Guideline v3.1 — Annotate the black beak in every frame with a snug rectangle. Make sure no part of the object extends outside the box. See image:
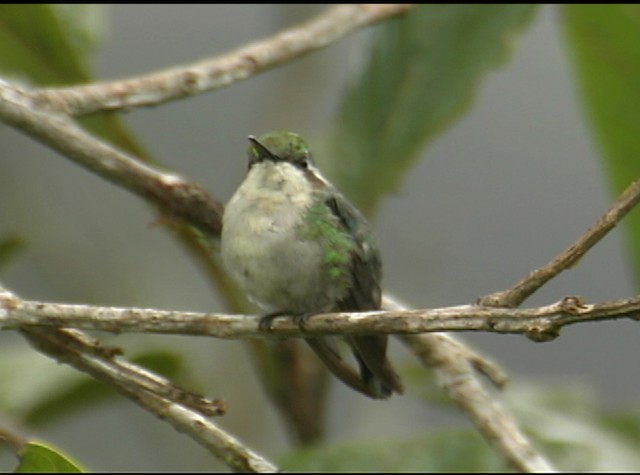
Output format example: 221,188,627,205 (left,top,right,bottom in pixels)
248,135,280,164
